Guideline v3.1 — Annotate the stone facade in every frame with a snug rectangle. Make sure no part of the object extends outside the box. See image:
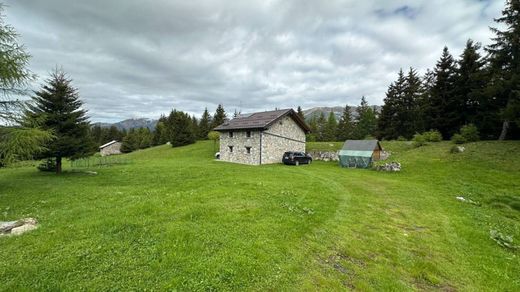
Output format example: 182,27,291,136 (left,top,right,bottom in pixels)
219,130,262,165
219,116,306,165
100,142,122,156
